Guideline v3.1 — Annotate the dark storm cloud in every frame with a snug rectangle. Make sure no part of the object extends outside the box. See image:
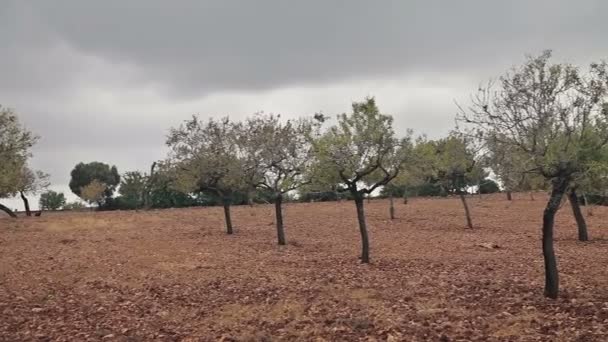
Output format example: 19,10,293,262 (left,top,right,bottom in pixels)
5,0,608,96
1,0,607,209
